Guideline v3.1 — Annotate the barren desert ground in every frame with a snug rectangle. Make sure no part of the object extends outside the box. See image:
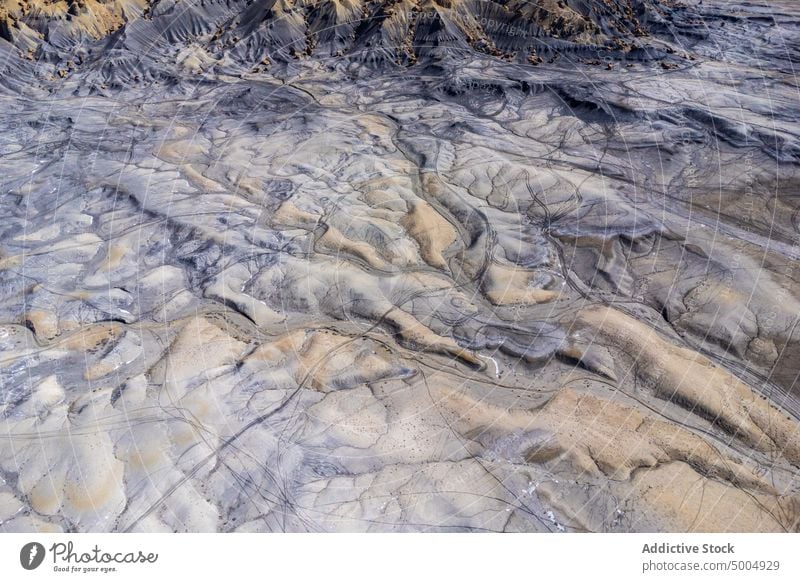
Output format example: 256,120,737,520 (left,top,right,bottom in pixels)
1,0,800,532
